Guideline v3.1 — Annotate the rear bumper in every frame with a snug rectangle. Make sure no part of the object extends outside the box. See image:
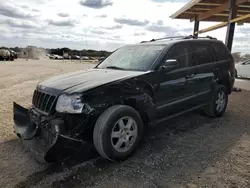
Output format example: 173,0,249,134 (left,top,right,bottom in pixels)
13,102,83,163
